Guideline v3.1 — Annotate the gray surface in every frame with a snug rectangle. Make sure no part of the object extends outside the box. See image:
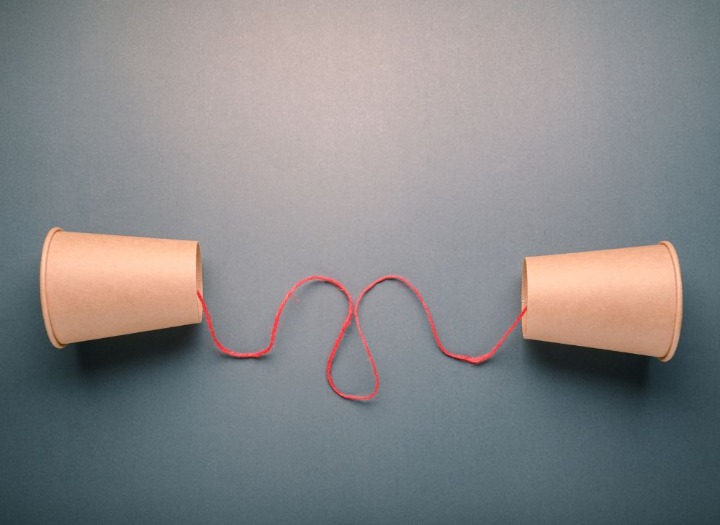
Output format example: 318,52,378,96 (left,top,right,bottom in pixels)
2,1,719,523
